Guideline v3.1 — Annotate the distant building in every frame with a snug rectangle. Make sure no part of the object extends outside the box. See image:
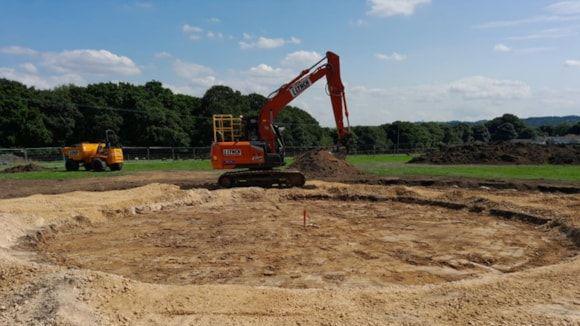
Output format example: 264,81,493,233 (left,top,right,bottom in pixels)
546,134,580,145
509,134,580,145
